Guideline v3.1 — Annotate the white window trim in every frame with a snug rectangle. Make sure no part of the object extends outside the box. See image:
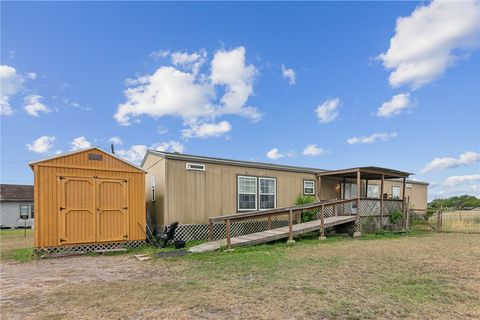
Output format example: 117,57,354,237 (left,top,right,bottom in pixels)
367,184,380,199
259,177,277,210
237,176,258,211
186,162,206,171
304,180,315,195
392,186,401,199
